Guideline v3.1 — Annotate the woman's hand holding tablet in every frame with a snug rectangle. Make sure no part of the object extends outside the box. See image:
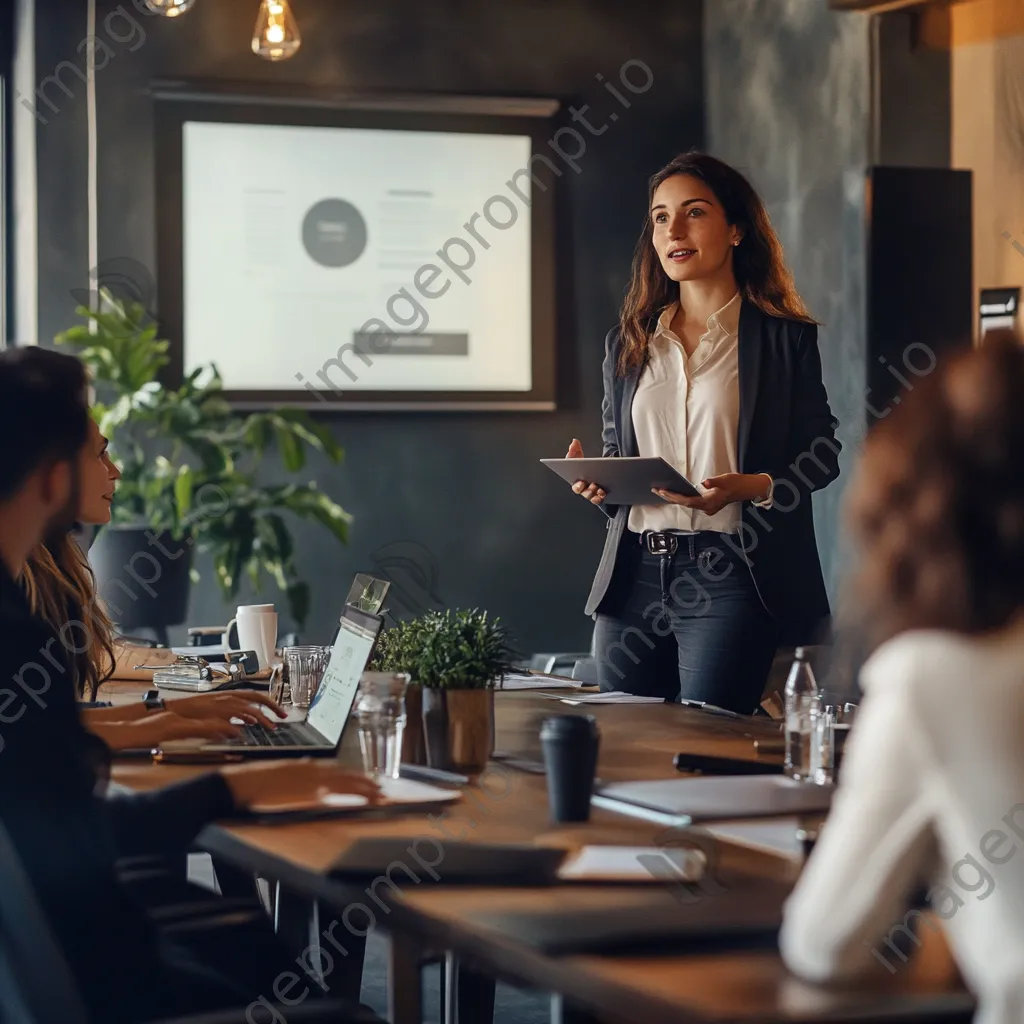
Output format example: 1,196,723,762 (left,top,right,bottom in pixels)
544,444,703,507
653,472,772,516
565,439,608,506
